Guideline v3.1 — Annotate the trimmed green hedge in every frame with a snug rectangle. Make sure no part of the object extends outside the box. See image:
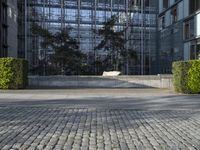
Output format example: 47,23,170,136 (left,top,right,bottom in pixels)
172,60,200,94
188,61,200,93
0,57,28,89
